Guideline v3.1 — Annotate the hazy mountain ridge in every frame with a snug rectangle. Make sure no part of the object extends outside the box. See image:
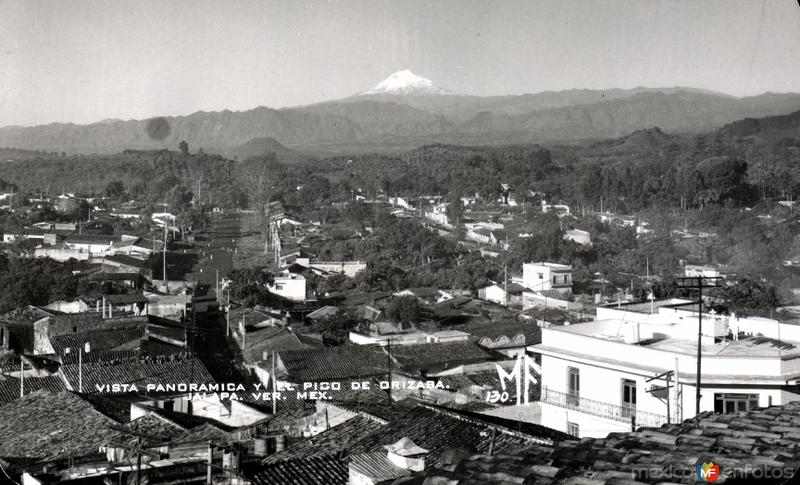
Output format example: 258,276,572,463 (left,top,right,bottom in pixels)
716,110,800,141
3,73,800,155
